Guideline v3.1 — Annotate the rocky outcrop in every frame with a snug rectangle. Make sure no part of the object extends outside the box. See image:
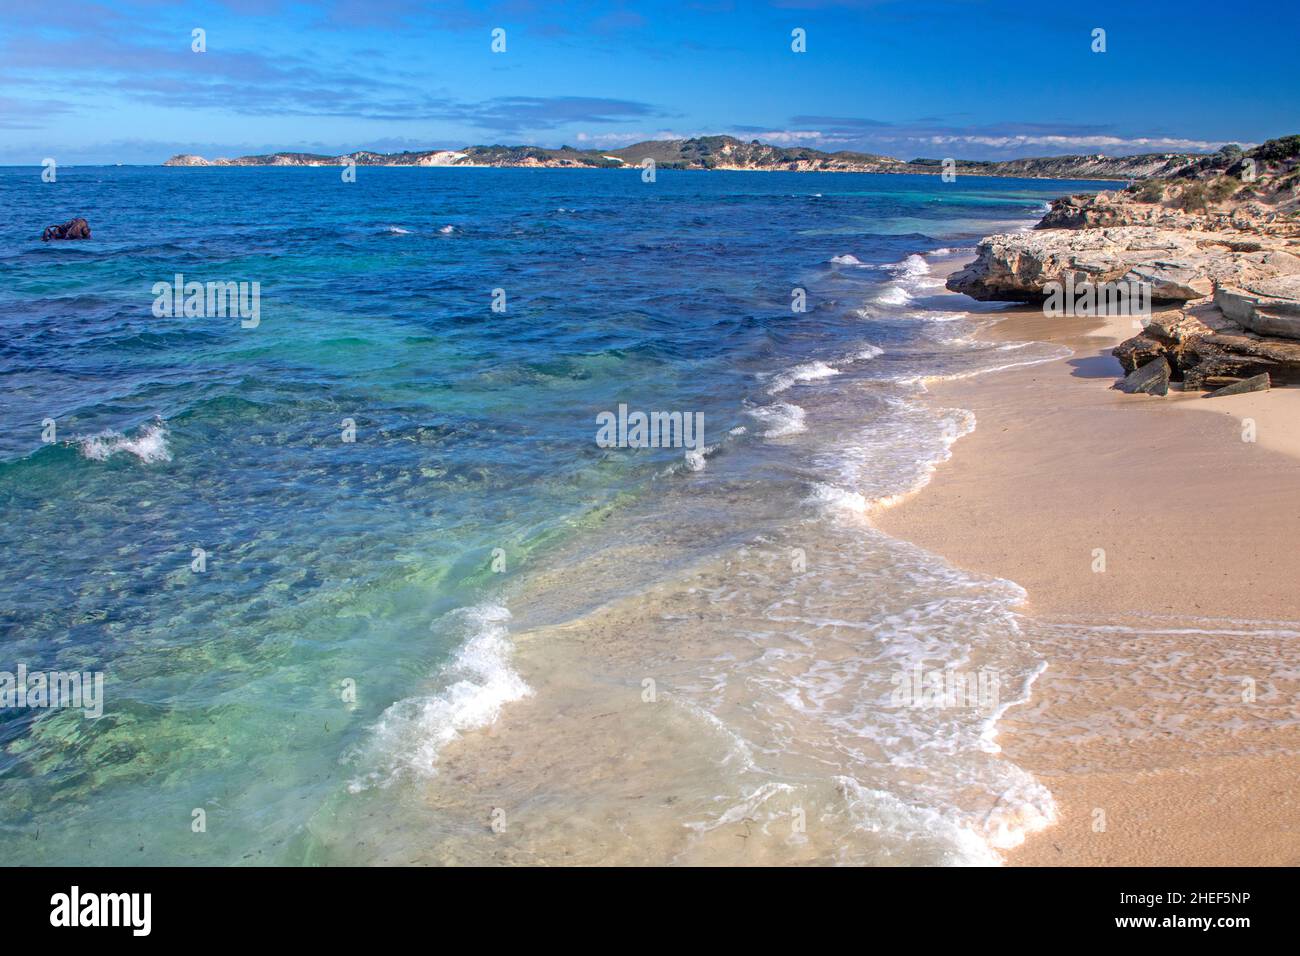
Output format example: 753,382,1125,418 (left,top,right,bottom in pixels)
948,135,1300,392
41,218,91,241
1114,356,1170,396
1036,190,1300,237
1113,306,1300,387
975,152,1199,182
1214,276,1300,339
945,226,1298,303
